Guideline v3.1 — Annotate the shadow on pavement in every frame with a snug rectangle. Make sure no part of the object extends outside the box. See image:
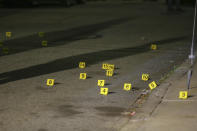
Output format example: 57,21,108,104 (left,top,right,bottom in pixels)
0,36,189,84
0,17,132,56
